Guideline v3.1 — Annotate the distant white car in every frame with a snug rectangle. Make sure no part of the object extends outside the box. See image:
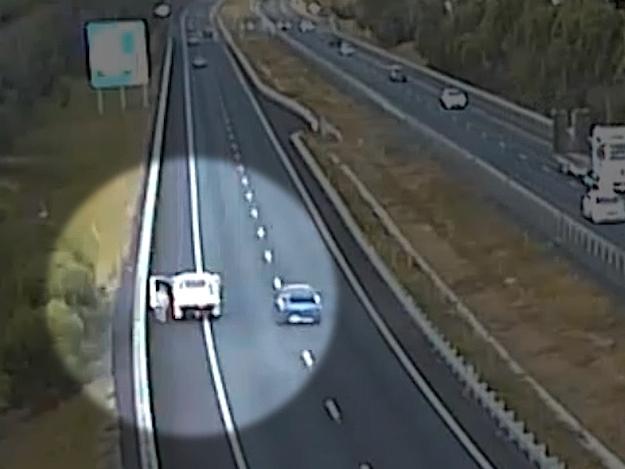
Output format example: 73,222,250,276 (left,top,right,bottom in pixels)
389,65,407,82
149,271,222,320
191,56,208,68
187,35,200,46
439,87,468,110
581,188,625,224
153,2,171,18
338,41,355,56
274,283,322,325
299,19,315,32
